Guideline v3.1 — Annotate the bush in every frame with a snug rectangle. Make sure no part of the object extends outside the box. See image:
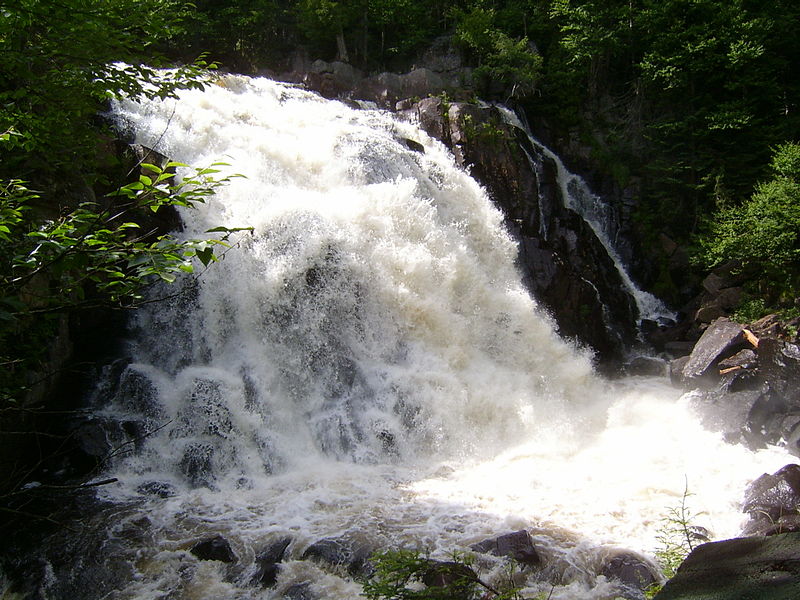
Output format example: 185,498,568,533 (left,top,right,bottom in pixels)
699,142,800,304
